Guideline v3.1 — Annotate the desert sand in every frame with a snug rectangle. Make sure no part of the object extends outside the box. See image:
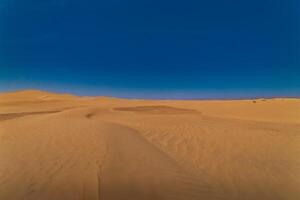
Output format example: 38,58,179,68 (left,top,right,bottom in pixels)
0,90,299,200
